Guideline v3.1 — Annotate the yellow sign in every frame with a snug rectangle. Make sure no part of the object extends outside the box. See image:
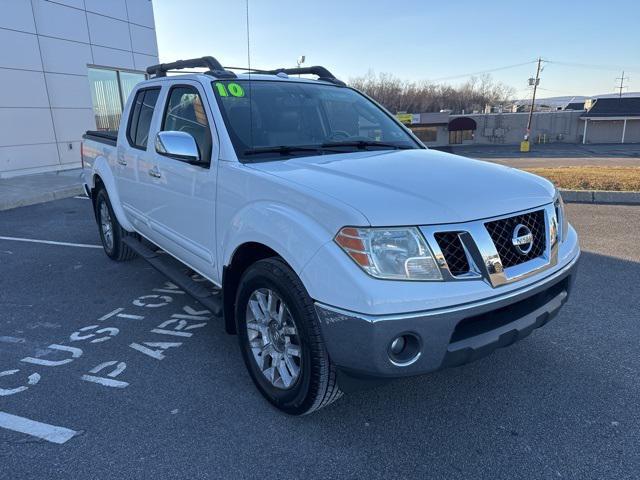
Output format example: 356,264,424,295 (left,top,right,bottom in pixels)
396,113,413,125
